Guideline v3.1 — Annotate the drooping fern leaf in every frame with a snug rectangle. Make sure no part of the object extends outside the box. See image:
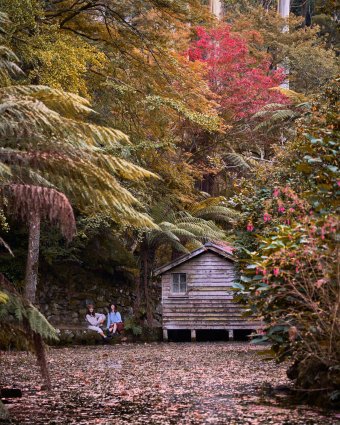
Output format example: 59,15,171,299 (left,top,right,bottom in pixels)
0,274,59,343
